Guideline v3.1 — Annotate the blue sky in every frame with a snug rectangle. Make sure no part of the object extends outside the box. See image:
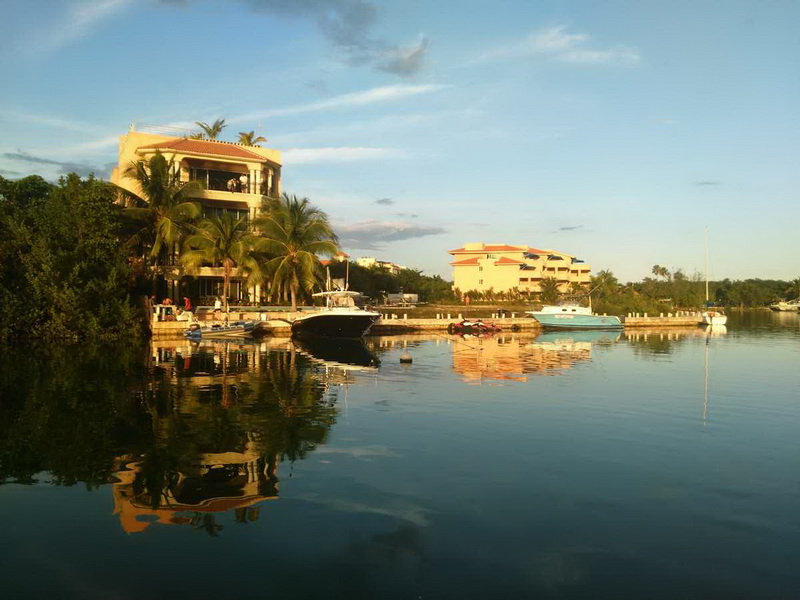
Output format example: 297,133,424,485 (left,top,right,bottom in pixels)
1,0,798,281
